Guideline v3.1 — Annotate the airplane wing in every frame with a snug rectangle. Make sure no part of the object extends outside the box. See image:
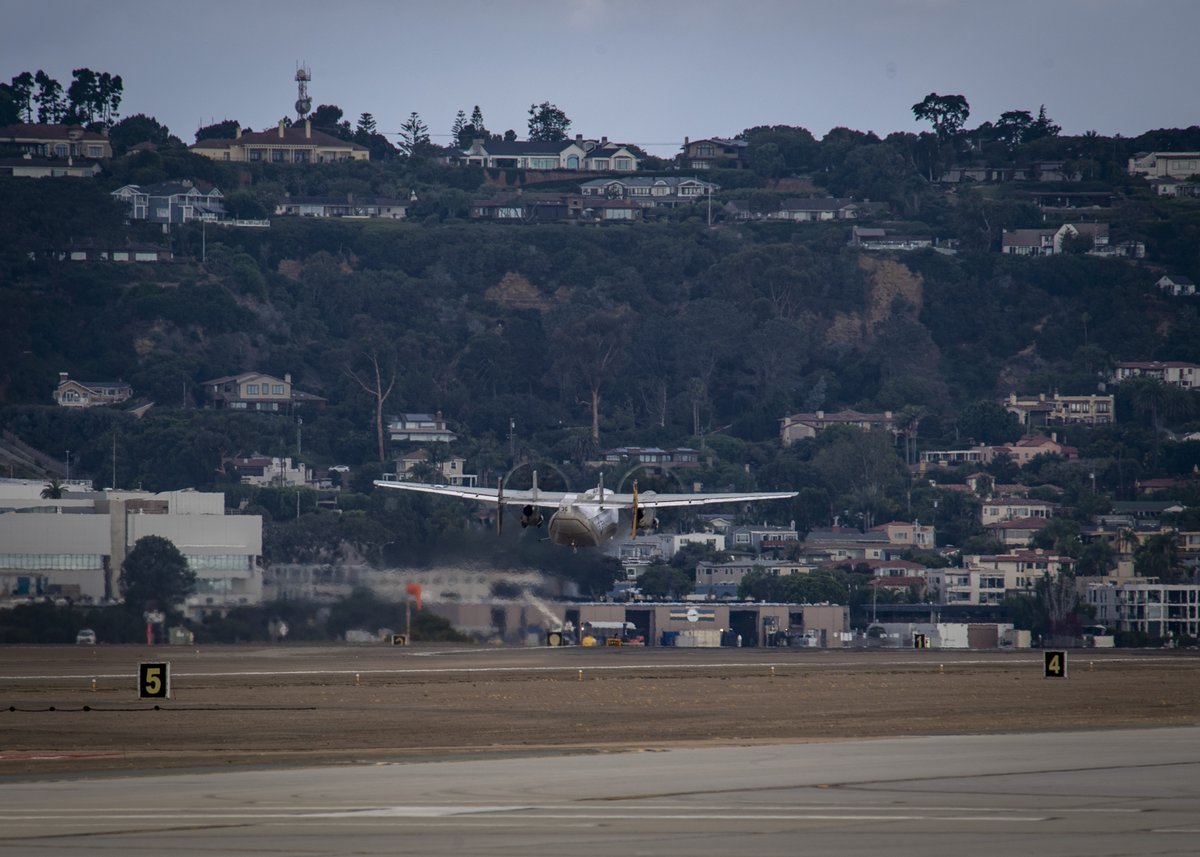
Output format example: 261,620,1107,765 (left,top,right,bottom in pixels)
373,479,567,509
595,490,798,509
